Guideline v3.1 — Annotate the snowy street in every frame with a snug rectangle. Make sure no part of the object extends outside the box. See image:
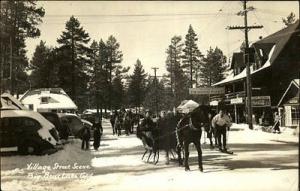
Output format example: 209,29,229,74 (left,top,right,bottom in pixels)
1,119,298,191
